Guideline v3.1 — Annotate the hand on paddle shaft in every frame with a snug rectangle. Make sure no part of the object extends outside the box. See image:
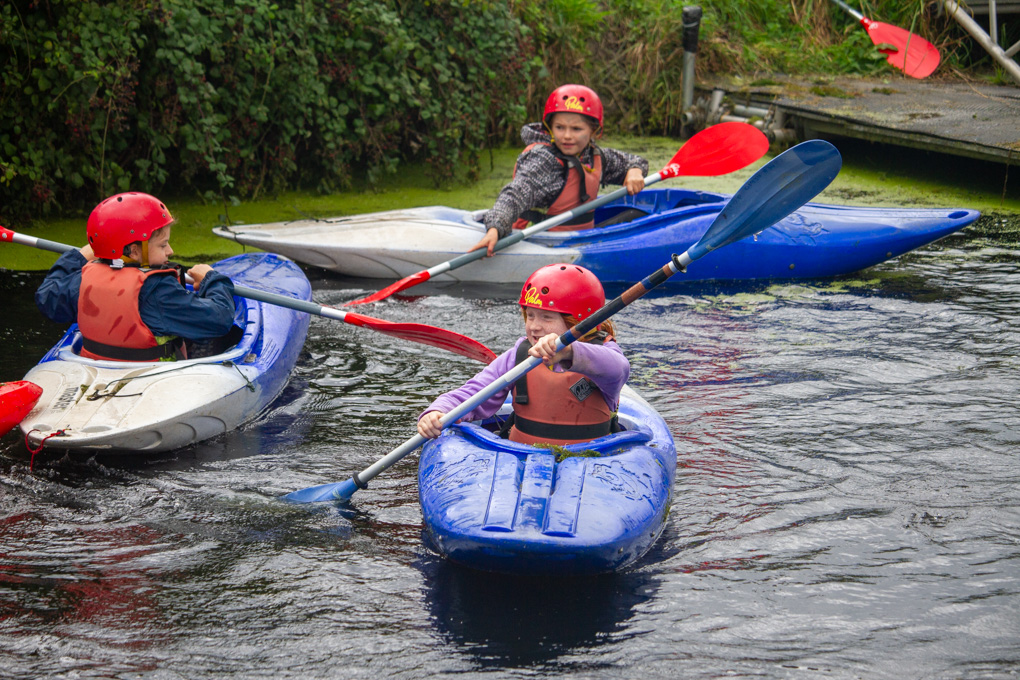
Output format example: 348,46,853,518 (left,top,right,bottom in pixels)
0,227,498,364
828,0,940,78
343,122,770,307
284,139,843,505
